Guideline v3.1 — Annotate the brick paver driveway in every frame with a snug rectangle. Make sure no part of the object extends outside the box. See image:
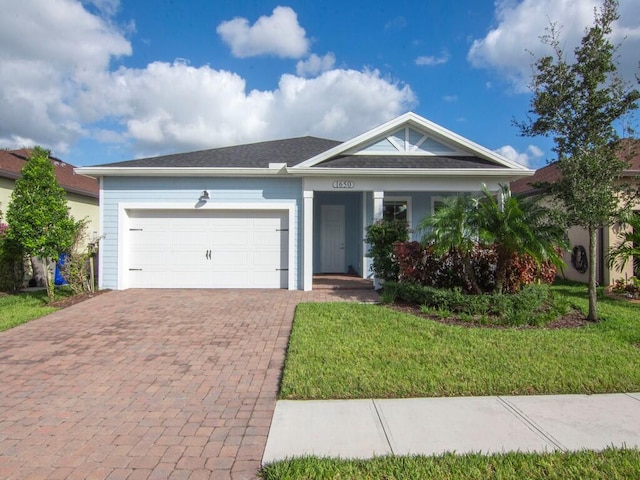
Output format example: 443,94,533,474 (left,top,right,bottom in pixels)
0,288,378,480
